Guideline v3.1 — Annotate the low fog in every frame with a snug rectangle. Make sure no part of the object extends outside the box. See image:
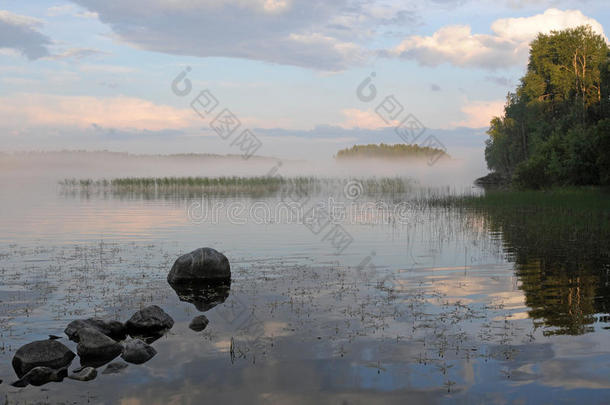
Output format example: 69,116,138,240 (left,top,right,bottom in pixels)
0,148,486,186
0,148,487,189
